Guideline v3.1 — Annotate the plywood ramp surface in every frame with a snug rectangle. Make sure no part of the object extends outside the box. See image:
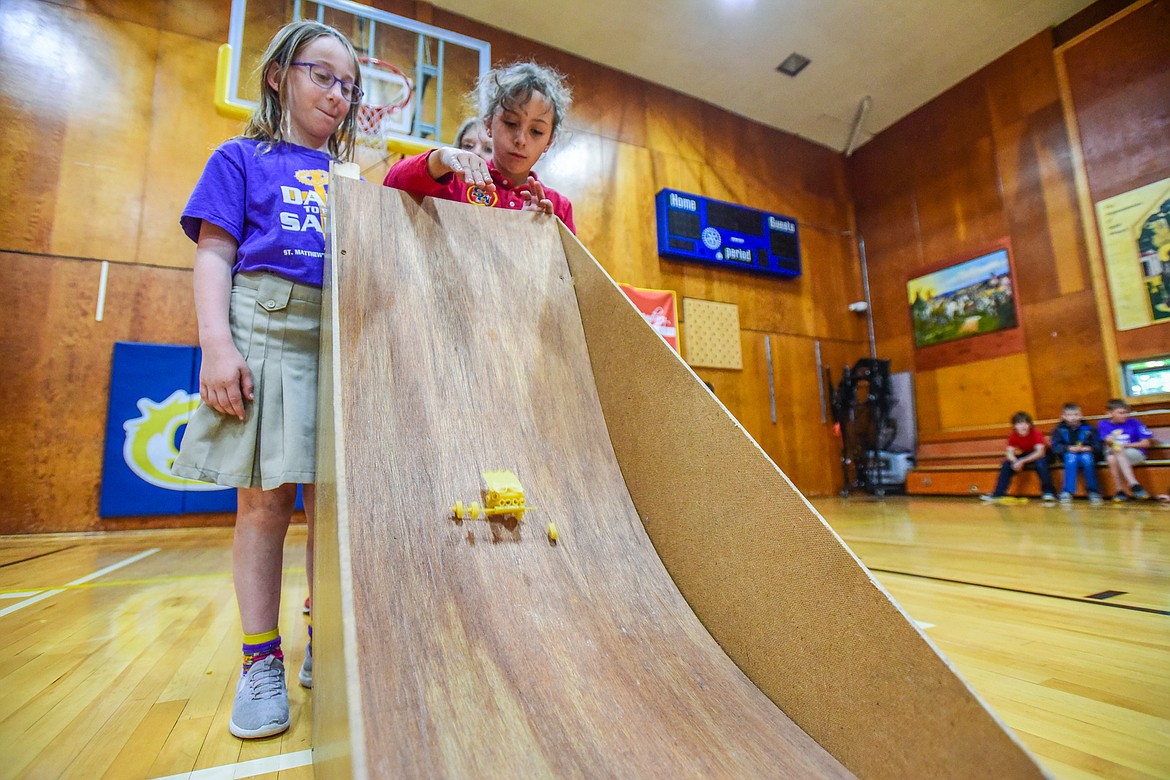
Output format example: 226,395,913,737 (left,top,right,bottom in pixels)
316,177,1045,779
